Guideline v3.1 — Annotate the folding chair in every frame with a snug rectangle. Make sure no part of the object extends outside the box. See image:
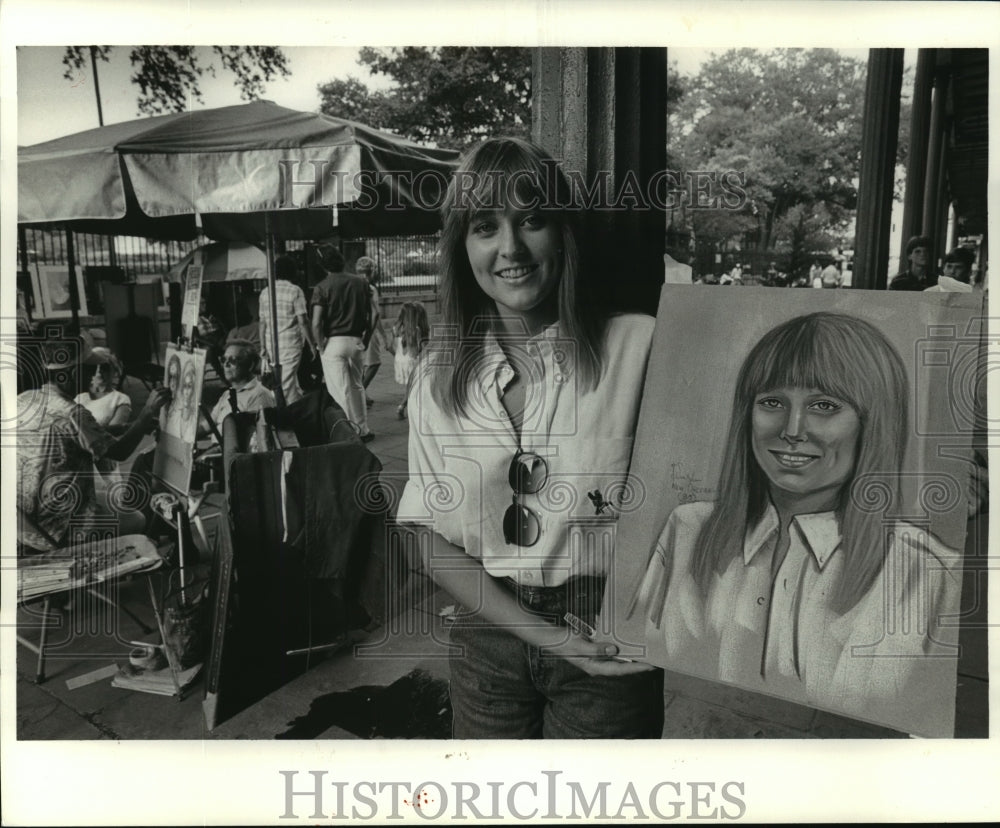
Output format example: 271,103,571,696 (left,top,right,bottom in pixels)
16,522,168,685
